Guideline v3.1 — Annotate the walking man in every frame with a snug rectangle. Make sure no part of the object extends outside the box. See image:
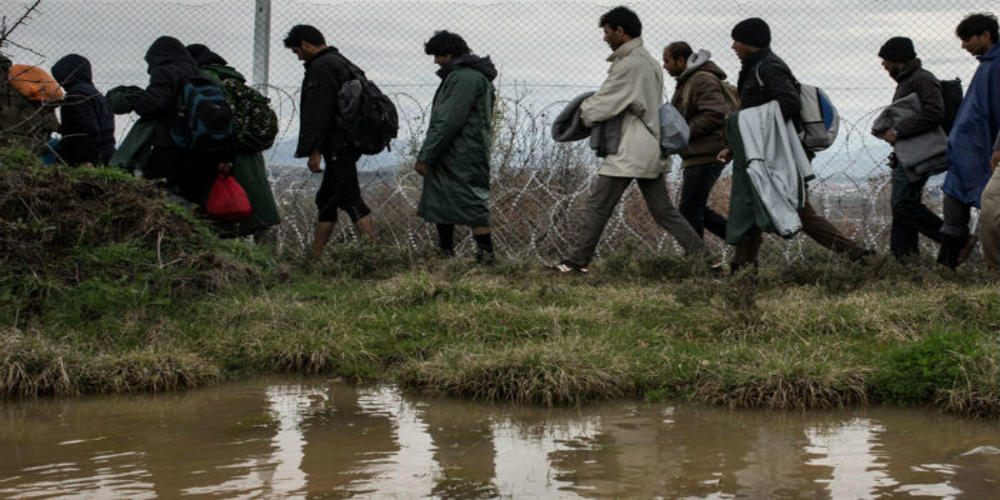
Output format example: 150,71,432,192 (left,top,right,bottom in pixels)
939,13,999,268
718,17,884,272
414,31,497,263
664,41,733,241
547,6,705,274
877,37,946,261
285,24,375,259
